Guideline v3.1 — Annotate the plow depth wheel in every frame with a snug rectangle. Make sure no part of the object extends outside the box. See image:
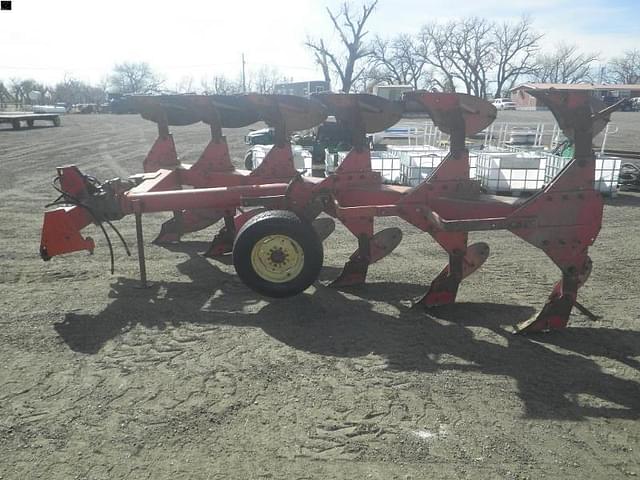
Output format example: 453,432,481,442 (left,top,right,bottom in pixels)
233,210,323,298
